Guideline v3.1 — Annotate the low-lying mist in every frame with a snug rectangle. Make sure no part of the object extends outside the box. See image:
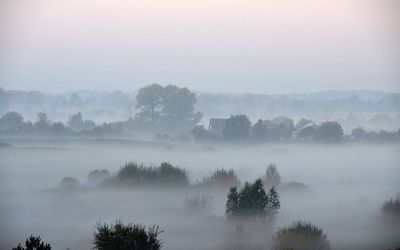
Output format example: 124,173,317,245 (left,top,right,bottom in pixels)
0,138,399,249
